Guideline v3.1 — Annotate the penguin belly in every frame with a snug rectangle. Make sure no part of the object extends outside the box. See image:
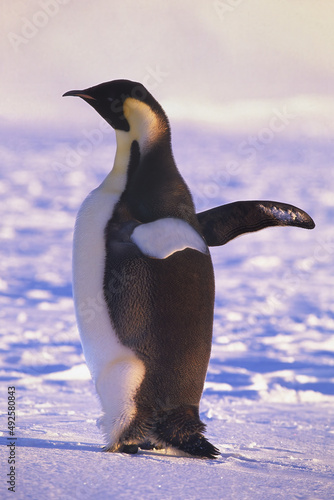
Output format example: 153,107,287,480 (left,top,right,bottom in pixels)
72,188,146,450
103,216,216,455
